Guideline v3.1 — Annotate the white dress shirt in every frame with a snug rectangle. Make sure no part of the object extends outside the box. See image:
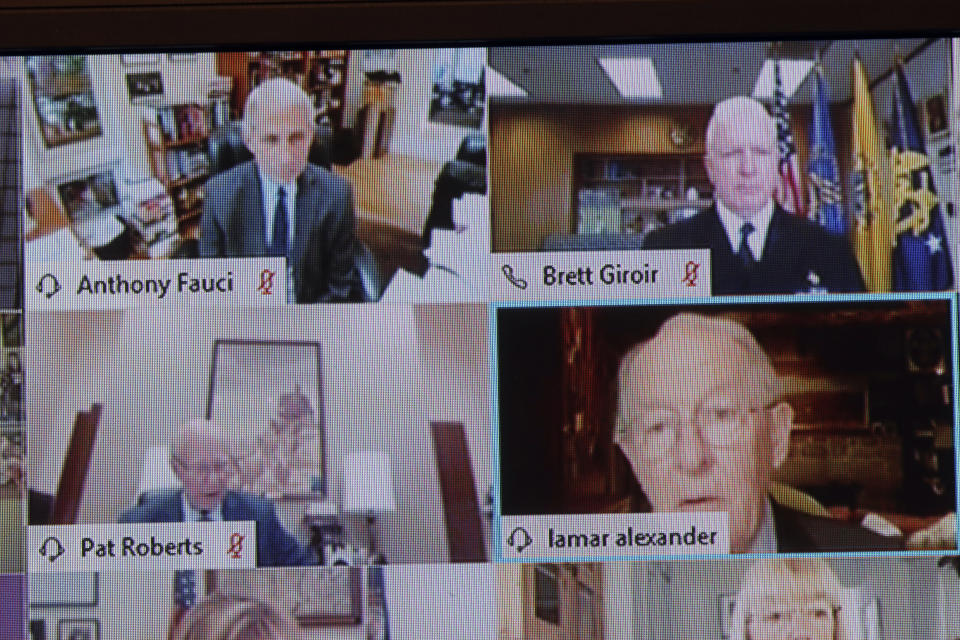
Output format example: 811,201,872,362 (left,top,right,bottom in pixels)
257,170,299,302
257,171,298,250
747,497,778,554
181,494,224,522
715,199,775,261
